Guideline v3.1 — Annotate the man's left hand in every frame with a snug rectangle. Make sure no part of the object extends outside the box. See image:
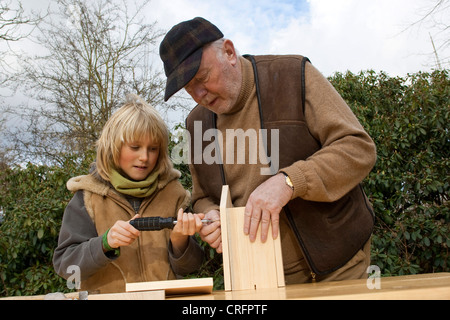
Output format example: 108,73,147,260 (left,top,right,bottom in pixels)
244,173,293,242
